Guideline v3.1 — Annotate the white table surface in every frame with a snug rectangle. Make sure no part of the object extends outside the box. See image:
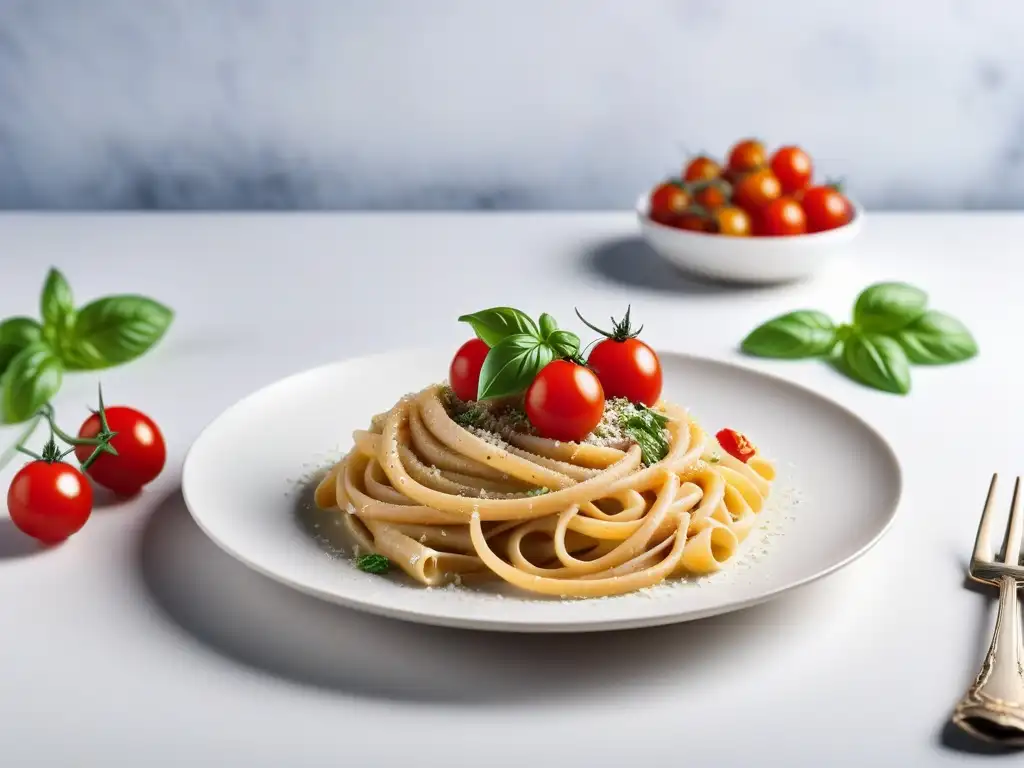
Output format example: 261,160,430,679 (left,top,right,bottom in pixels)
0,212,1018,766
